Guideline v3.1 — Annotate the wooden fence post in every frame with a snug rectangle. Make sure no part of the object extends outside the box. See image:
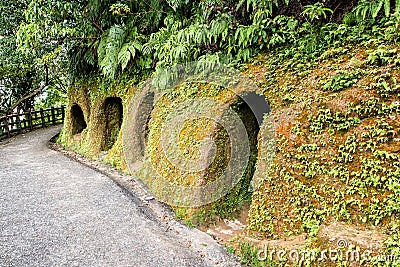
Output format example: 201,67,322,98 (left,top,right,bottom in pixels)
16,114,22,134
0,117,3,140
1,106,65,140
28,110,33,131
51,107,56,125
40,108,45,128
6,114,10,138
